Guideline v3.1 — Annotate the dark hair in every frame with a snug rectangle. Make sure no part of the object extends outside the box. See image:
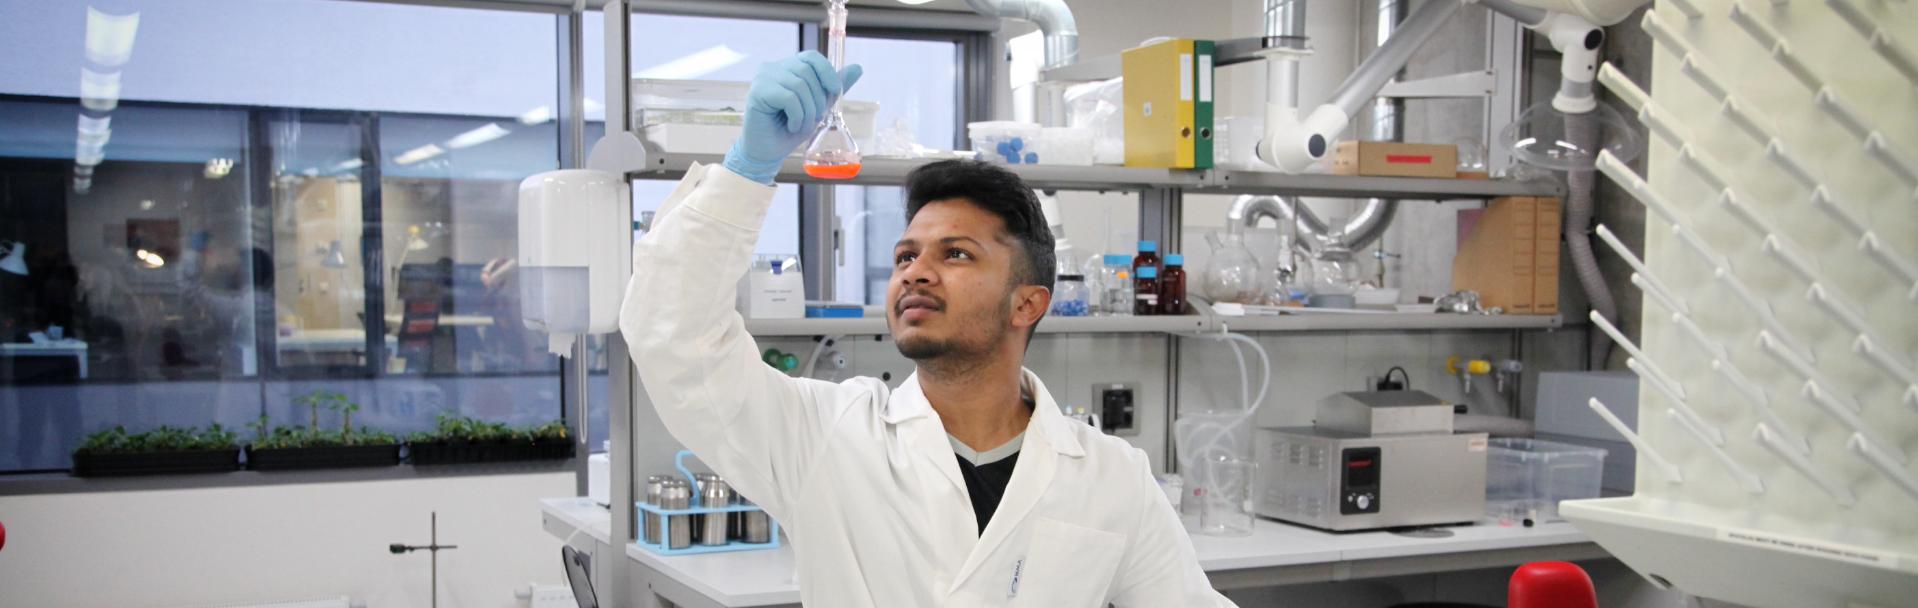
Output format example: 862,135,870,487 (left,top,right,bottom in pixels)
903,160,1056,292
